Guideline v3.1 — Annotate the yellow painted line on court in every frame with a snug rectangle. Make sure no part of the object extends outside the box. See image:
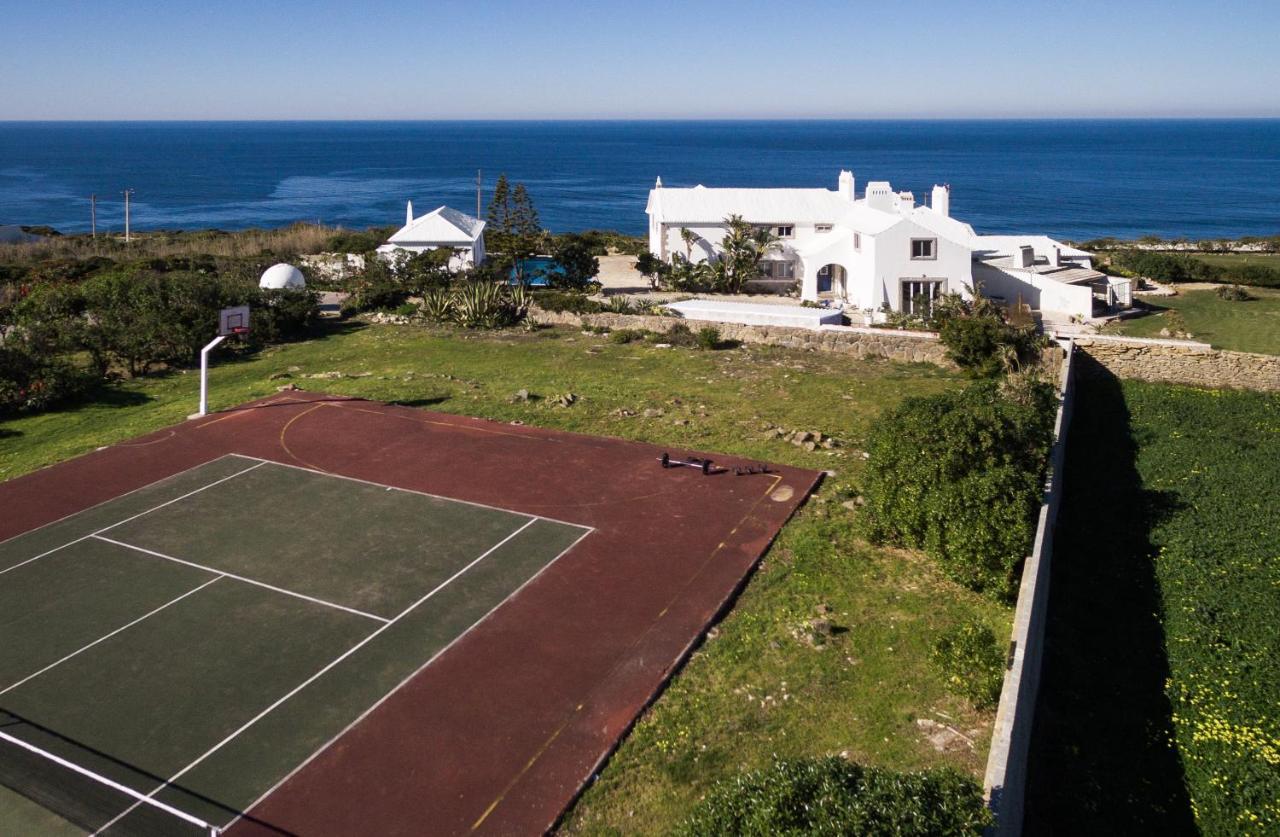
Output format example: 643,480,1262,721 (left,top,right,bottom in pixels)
470,472,787,831
278,403,332,471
